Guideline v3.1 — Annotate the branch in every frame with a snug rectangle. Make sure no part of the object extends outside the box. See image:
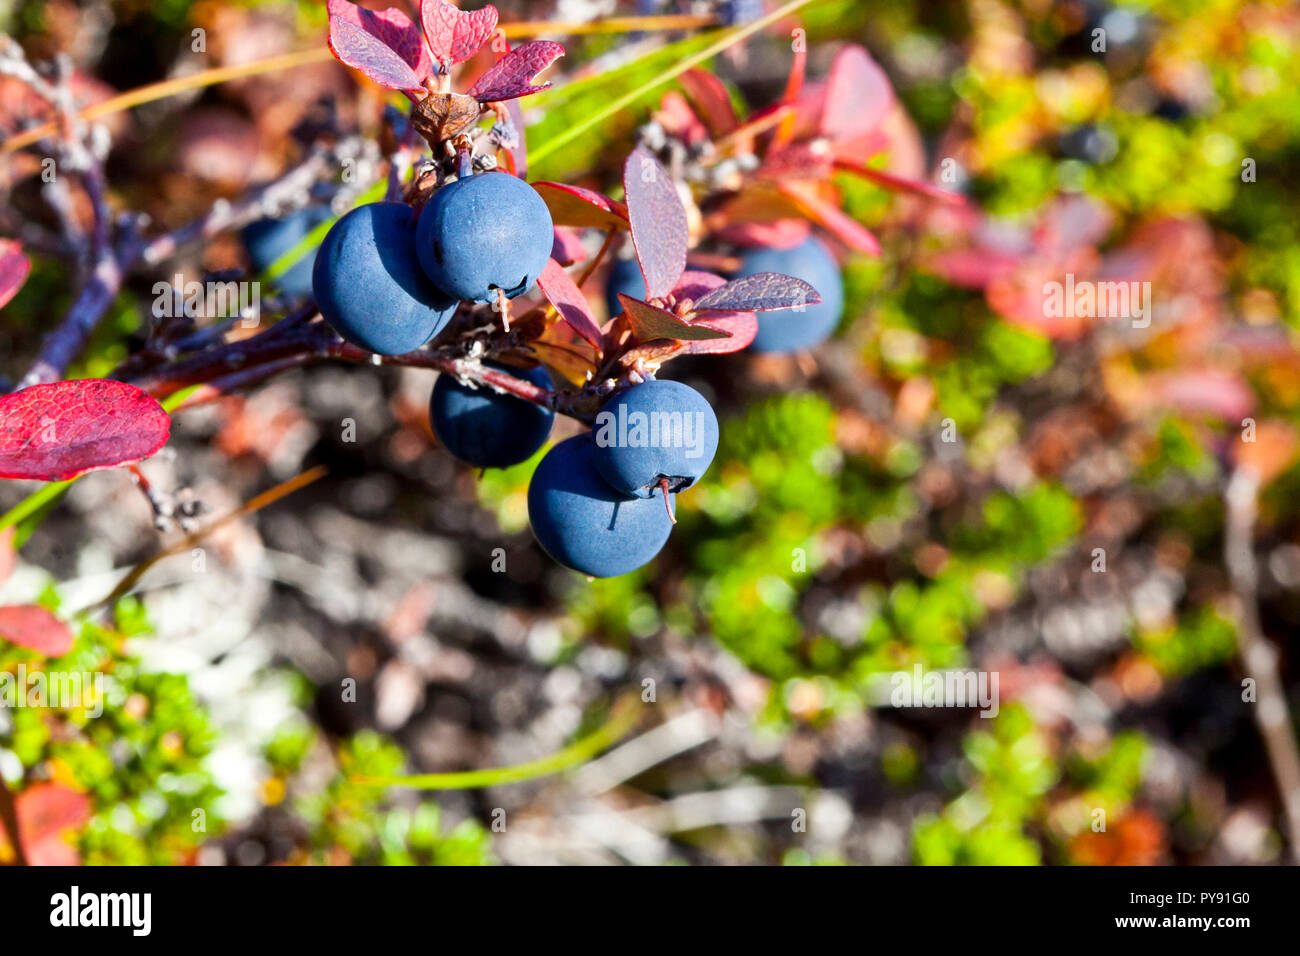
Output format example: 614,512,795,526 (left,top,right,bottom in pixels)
1224,467,1300,864
11,138,344,391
